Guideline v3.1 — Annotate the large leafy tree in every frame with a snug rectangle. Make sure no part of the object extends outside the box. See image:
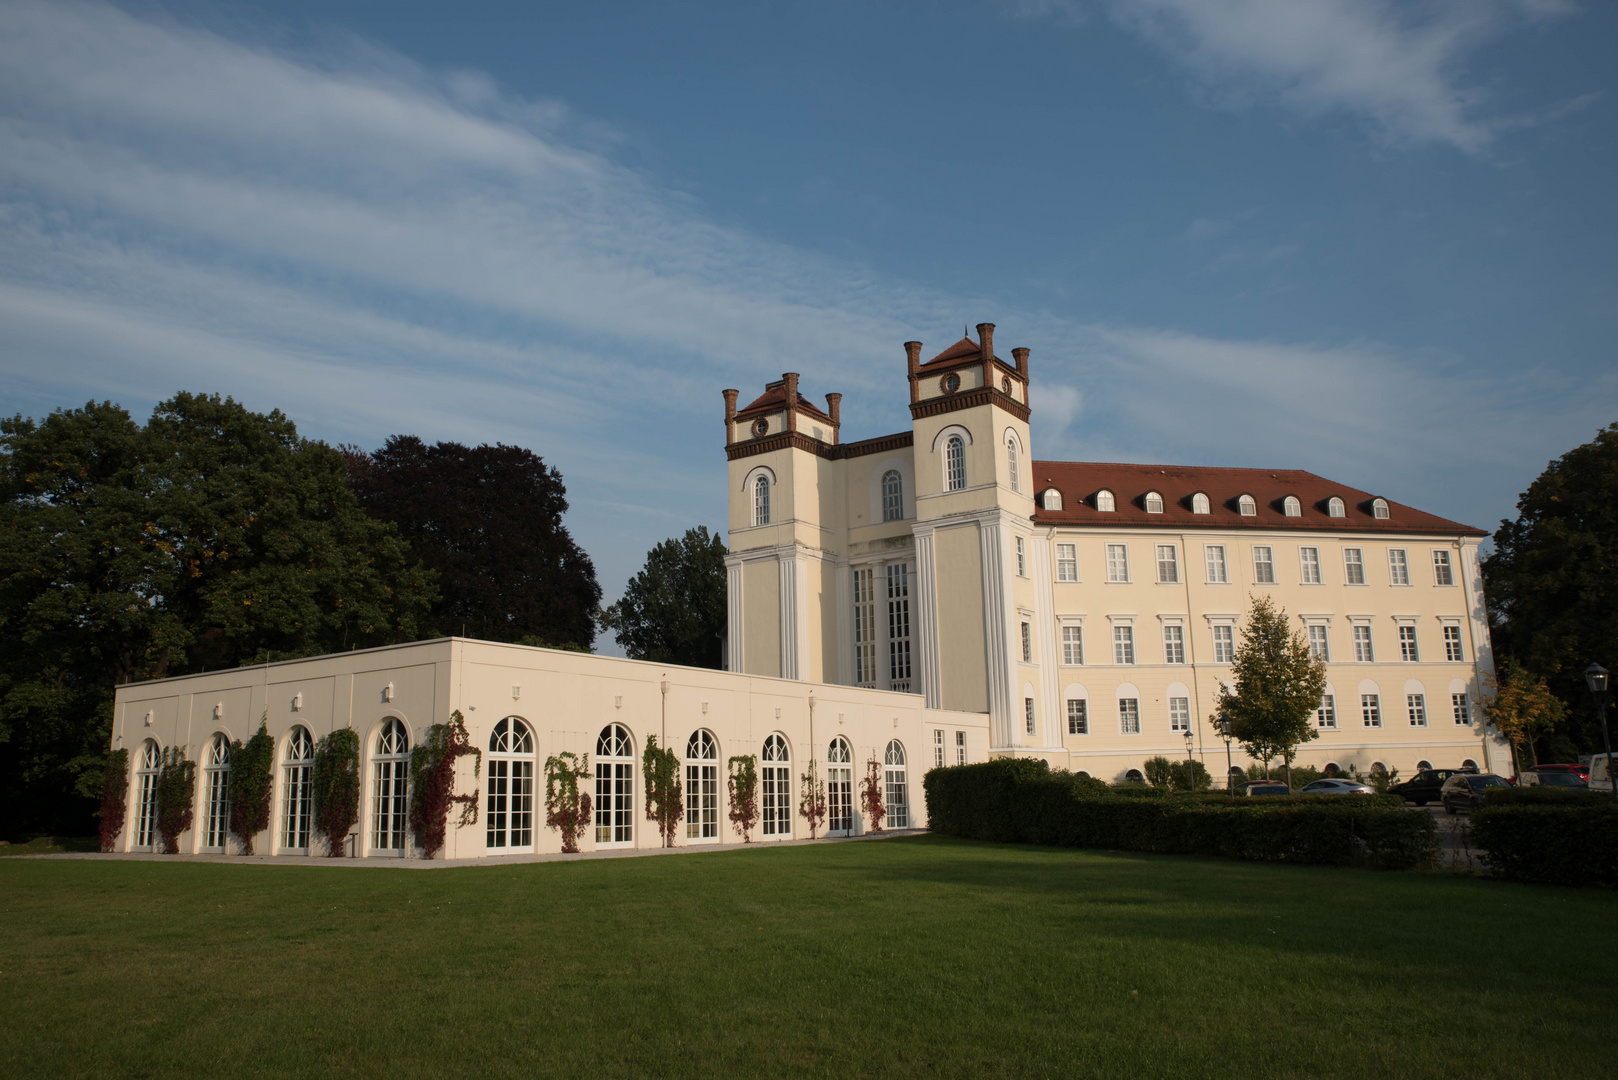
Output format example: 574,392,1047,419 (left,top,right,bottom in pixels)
1216,594,1328,785
345,437,600,649
1483,423,1618,752
600,527,727,668
0,394,435,839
